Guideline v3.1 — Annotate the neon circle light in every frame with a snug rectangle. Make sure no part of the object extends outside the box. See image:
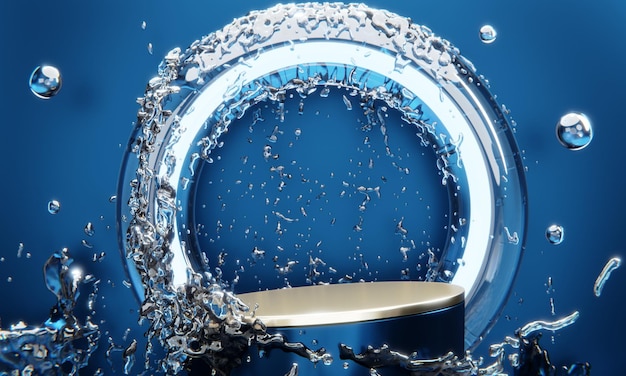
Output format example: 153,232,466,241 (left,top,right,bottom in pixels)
117,2,527,351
